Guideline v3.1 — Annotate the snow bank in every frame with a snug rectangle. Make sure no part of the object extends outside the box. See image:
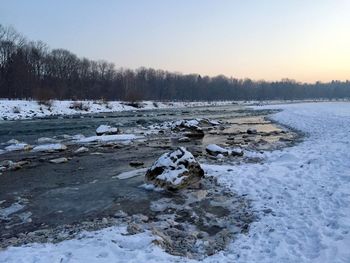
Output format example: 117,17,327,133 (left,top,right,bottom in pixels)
1,102,349,262
0,226,178,263
204,102,350,262
0,99,236,121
